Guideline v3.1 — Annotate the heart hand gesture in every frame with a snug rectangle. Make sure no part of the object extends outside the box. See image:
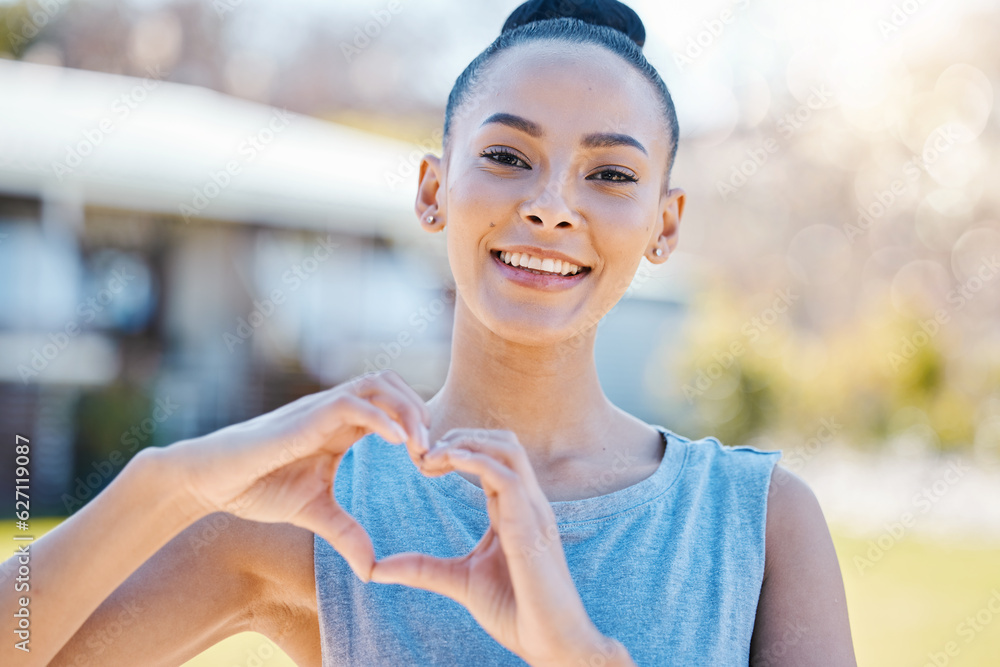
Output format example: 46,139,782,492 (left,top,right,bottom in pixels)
369,429,633,667
169,369,431,582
